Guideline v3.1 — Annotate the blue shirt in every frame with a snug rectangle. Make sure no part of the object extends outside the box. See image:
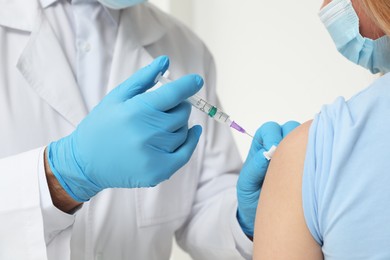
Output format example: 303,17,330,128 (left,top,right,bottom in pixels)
303,73,390,259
